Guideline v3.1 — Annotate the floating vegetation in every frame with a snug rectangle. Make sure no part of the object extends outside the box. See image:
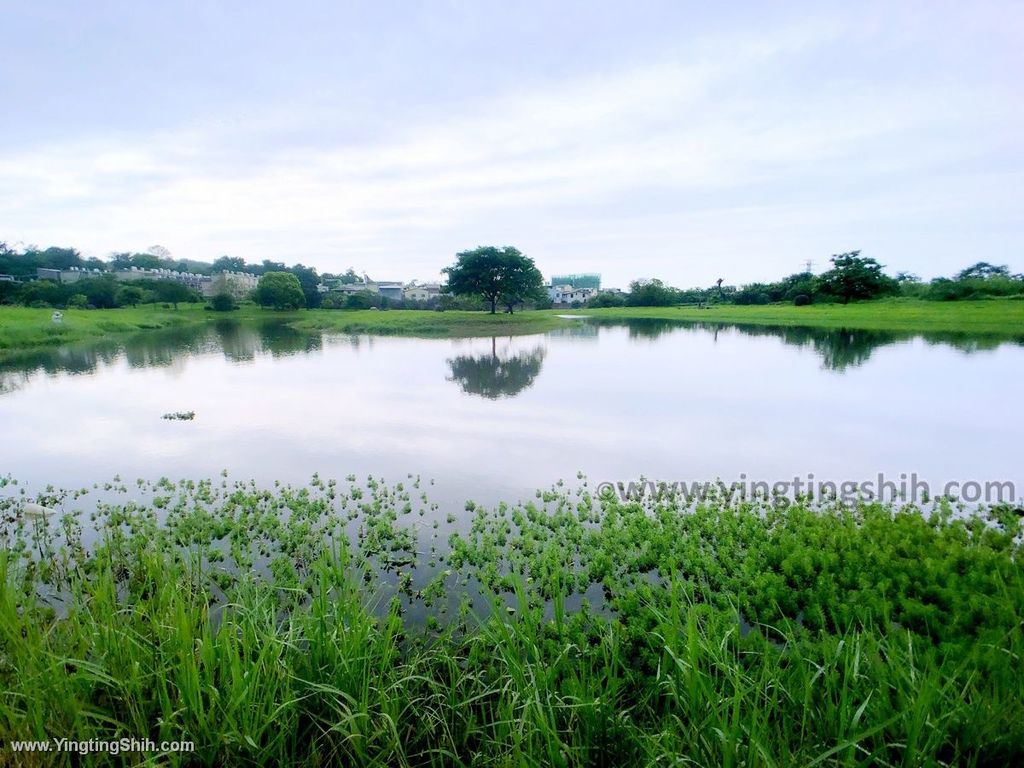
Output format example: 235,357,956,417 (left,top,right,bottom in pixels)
0,475,1021,766
161,410,196,421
